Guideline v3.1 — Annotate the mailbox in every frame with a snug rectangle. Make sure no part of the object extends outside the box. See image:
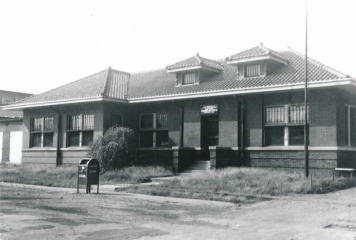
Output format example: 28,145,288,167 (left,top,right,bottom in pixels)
77,158,100,194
